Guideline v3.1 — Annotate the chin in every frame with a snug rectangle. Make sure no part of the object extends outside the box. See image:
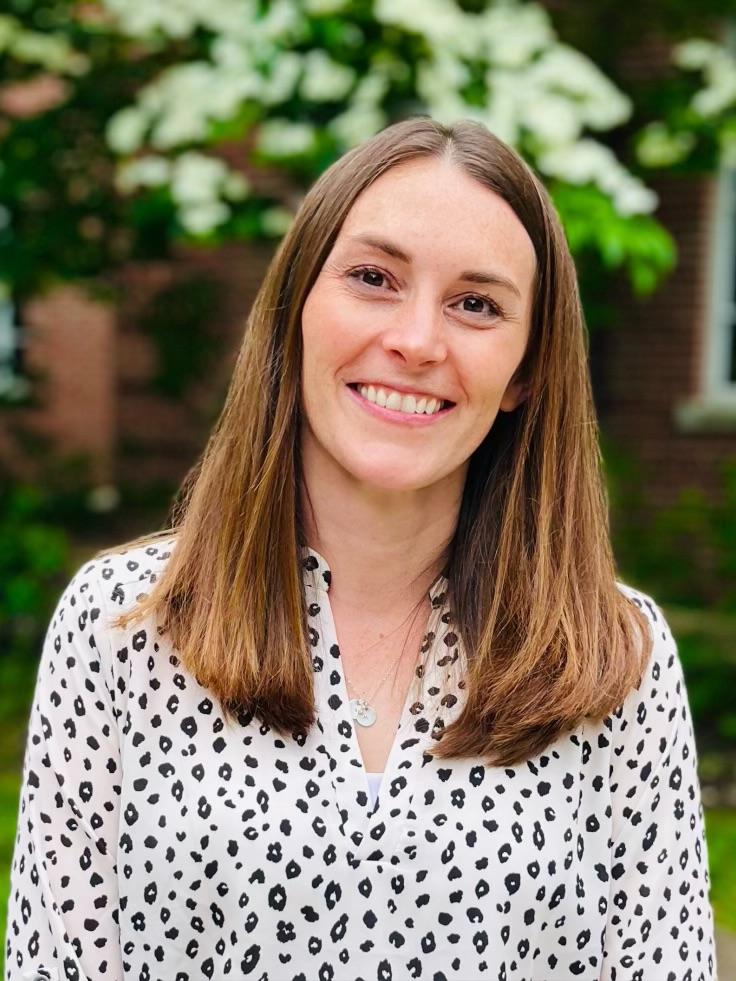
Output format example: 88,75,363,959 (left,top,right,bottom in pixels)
339,450,454,494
